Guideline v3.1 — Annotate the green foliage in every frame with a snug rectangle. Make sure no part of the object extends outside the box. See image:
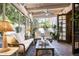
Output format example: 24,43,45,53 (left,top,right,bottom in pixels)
4,4,26,25
41,20,52,29
75,11,79,19
53,24,57,29
5,4,19,24
0,3,28,26
0,3,3,14
32,19,38,28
